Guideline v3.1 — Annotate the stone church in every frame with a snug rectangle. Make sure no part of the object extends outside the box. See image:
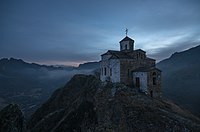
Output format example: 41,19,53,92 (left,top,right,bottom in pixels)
100,34,162,98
